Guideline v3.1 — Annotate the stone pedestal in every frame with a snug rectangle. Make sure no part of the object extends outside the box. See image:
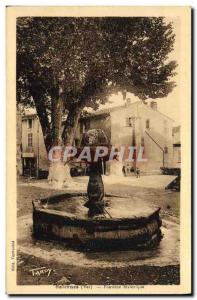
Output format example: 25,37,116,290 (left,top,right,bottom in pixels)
109,160,123,177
